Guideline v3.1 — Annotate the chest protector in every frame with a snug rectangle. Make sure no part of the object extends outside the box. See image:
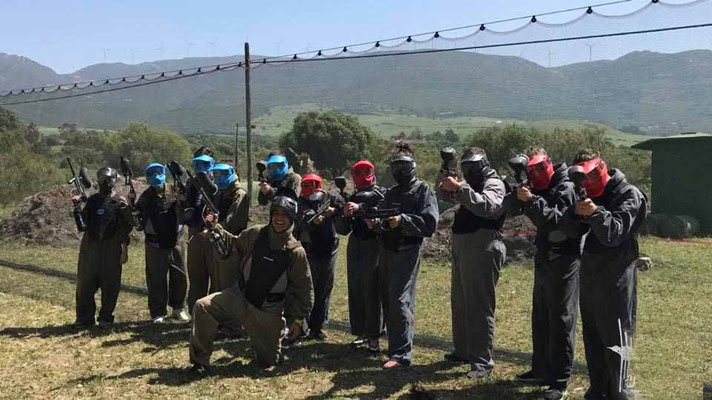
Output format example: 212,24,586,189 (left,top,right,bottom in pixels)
451,178,505,235
383,180,424,251
144,191,181,248
85,194,120,240
241,228,292,308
